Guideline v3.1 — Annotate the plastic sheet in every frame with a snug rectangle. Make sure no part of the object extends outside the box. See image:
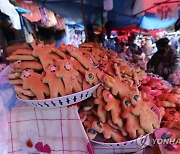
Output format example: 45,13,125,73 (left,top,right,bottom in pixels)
0,96,9,154
0,65,19,110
